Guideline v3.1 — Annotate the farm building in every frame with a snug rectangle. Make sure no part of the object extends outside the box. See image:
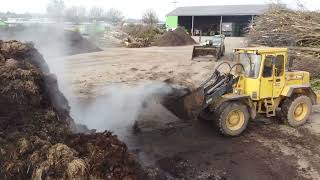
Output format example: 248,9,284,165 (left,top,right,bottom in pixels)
166,4,270,37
